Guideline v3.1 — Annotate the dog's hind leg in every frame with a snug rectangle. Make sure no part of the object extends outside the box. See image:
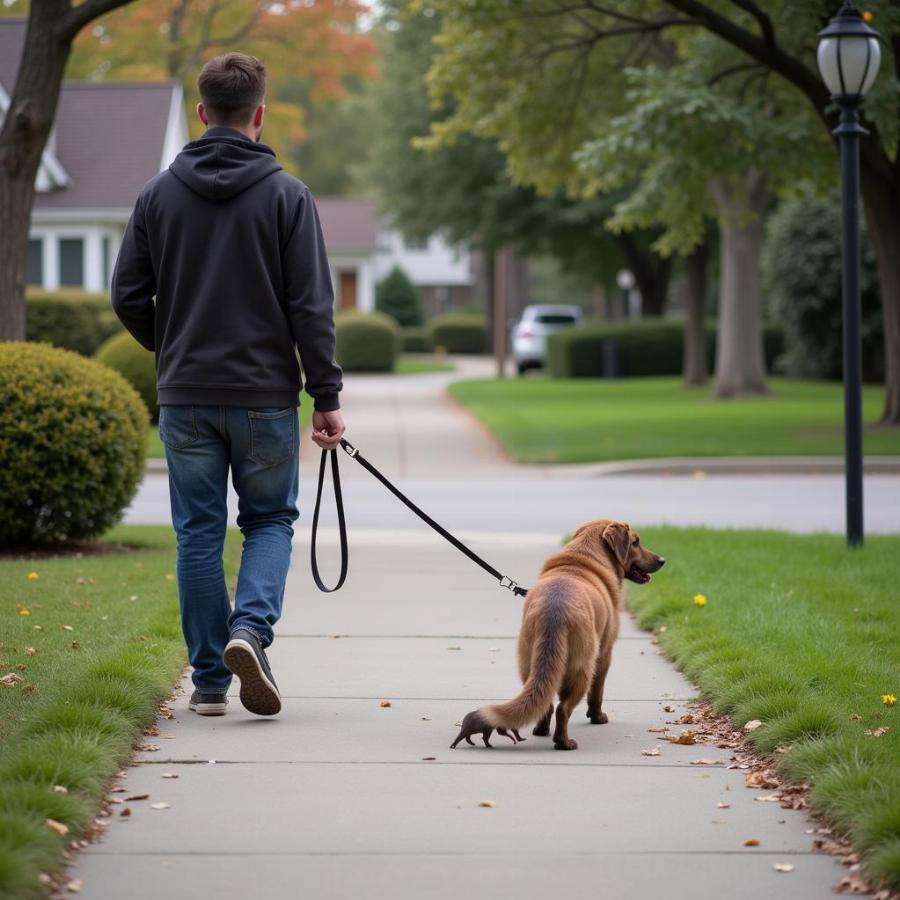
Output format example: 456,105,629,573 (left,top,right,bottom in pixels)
554,670,590,750
587,653,613,724
532,704,554,736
